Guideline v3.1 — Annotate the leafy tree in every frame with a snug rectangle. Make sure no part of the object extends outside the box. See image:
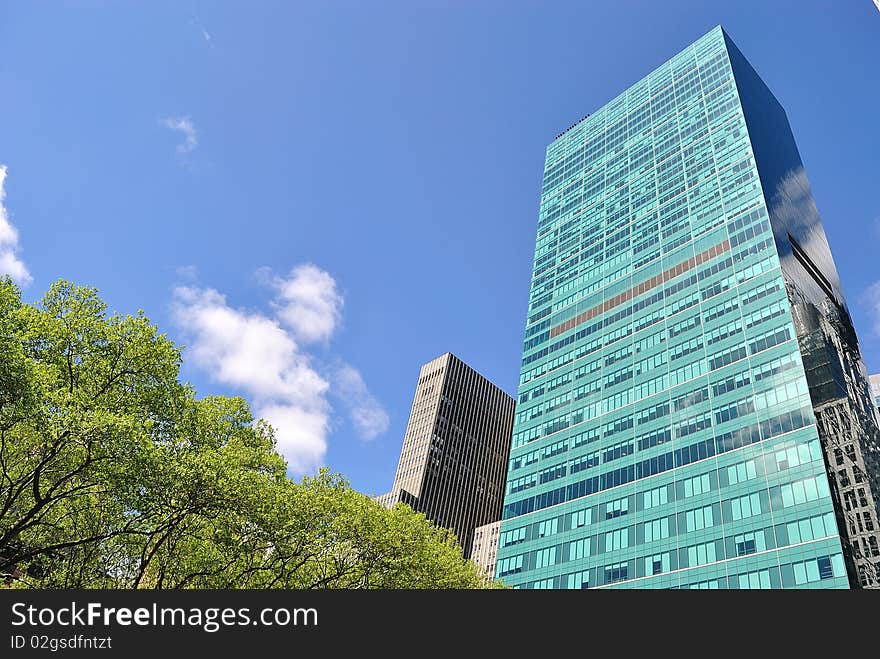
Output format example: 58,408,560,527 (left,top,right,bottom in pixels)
0,277,498,589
